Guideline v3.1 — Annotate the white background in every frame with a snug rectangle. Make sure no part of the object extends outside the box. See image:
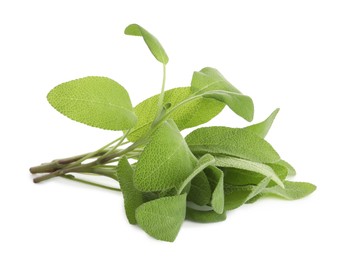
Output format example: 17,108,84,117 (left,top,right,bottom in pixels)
1,0,347,259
